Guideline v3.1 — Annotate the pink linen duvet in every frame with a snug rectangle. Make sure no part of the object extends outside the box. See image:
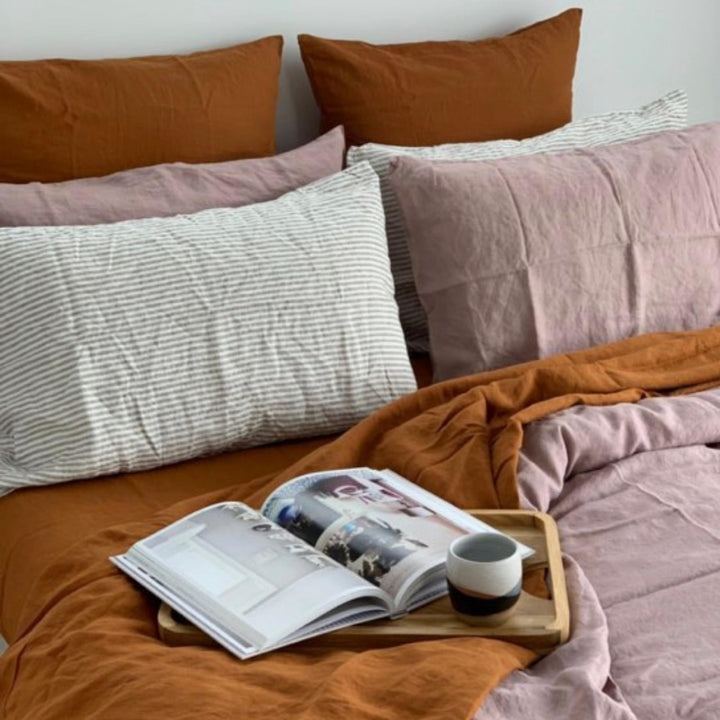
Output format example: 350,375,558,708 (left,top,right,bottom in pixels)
480,390,720,719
